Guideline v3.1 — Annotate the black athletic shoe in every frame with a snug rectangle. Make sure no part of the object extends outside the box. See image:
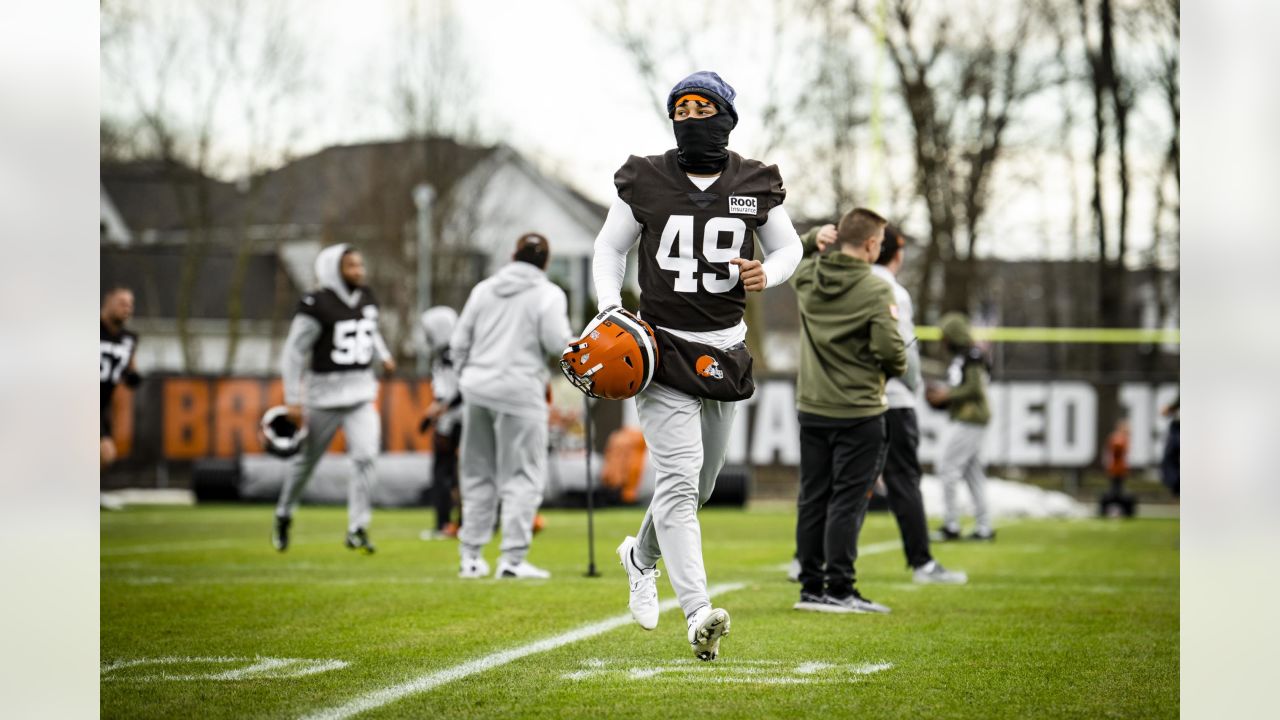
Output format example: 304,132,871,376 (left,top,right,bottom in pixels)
934,525,962,542
345,528,376,554
968,528,997,542
794,591,843,613
272,515,291,552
